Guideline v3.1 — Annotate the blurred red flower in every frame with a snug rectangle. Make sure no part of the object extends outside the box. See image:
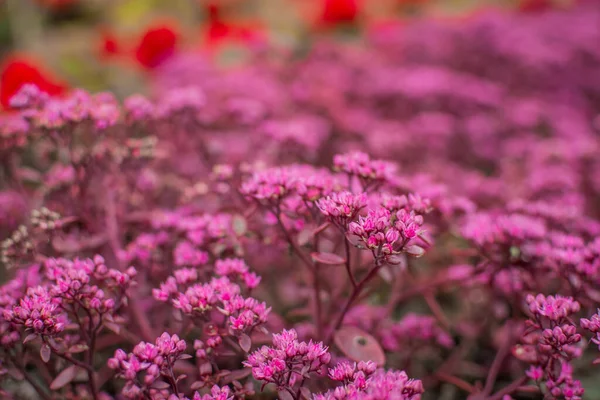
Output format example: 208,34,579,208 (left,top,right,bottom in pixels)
134,23,179,69
518,0,553,12
203,3,266,50
99,30,121,59
0,57,66,109
319,0,360,25
35,0,76,9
